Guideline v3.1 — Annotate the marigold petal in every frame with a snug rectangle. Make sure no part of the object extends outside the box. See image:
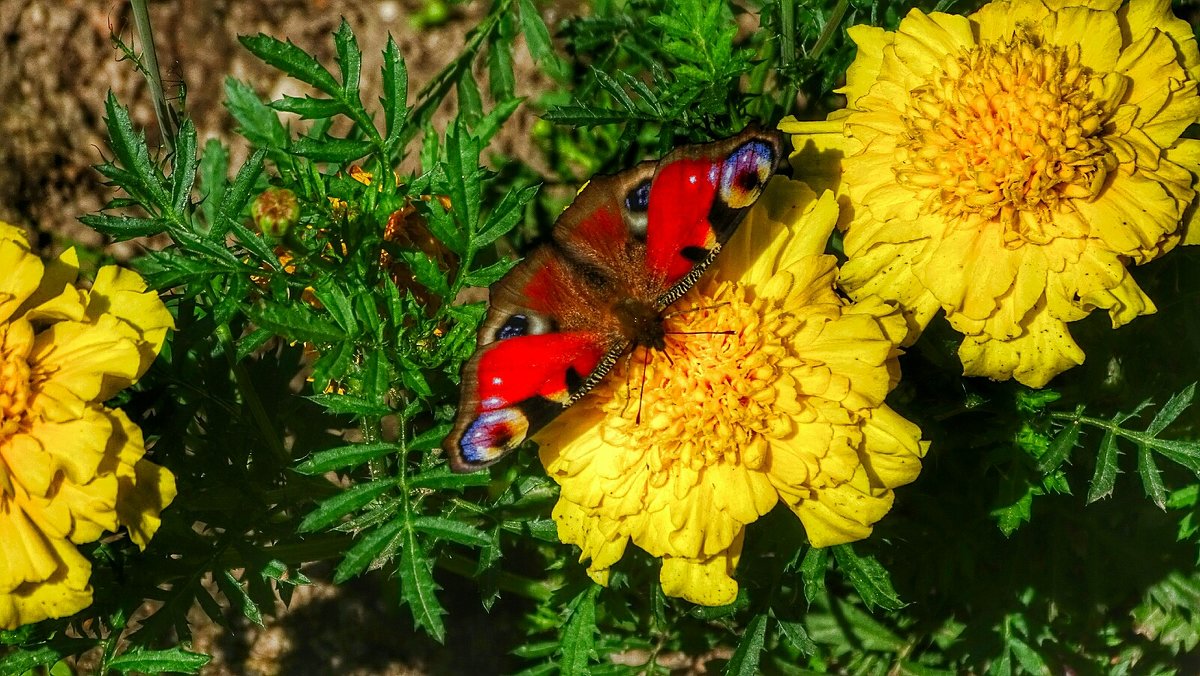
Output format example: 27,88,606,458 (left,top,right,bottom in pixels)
972,0,1051,43
87,266,176,399
859,407,928,488
840,26,893,105
893,10,975,81
659,532,742,606
30,318,142,407
0,531,93,630
1073,171,1181,259
1040,7,1123,72
1117,30,1200,147
0,238,42,326
1166,139,1200,245
1121,0,1200,82
959,303,1085,386
790,465,894,548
